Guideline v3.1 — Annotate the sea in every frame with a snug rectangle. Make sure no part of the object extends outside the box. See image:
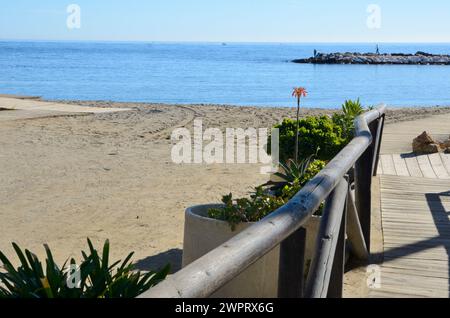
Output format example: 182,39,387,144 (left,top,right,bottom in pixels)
1,41,450,108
